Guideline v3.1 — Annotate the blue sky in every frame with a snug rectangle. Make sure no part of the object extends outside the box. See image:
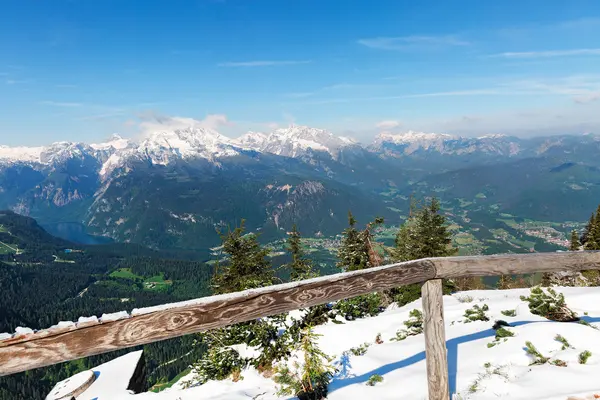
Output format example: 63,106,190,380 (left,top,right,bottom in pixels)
3,0,600,145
